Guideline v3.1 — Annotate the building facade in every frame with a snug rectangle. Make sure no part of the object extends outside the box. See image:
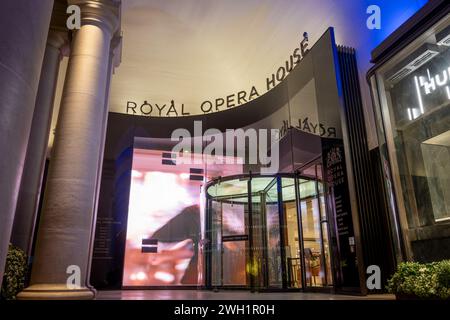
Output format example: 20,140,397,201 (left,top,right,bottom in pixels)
368,0,450,263
0,0,446,300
